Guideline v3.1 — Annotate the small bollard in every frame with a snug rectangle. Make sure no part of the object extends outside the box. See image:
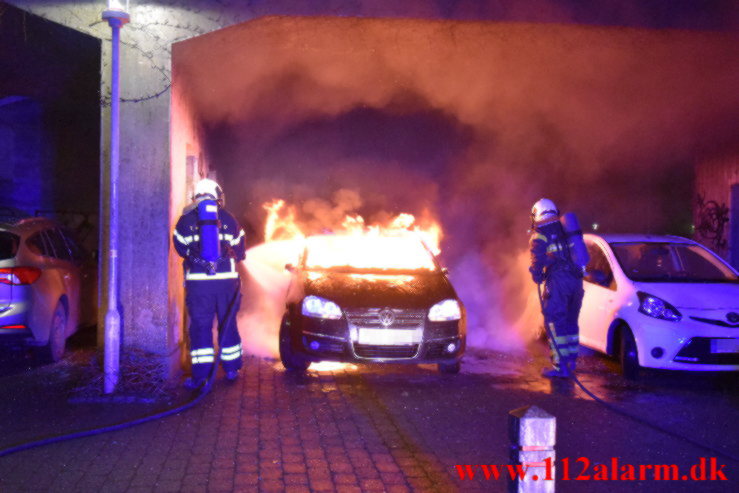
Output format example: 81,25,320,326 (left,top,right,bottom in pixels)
508,405,556,492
